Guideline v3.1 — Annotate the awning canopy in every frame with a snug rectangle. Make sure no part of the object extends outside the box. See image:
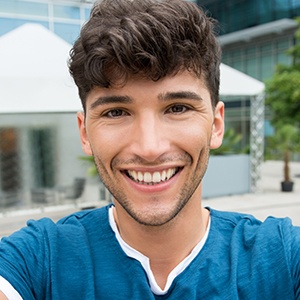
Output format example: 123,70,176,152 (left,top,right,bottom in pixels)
0,23,81,113
0,23,264,113
219,63,265,97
